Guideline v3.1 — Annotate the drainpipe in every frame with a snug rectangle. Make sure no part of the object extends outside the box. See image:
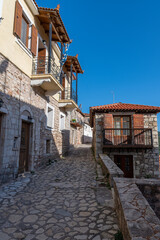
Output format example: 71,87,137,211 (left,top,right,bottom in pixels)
76,72,78,104
70,63,73,99
60,43,63,85
48,22,52,74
